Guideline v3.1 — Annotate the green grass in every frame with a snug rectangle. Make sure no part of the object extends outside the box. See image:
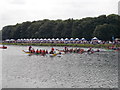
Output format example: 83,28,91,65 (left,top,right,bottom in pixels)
1,42,120,48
